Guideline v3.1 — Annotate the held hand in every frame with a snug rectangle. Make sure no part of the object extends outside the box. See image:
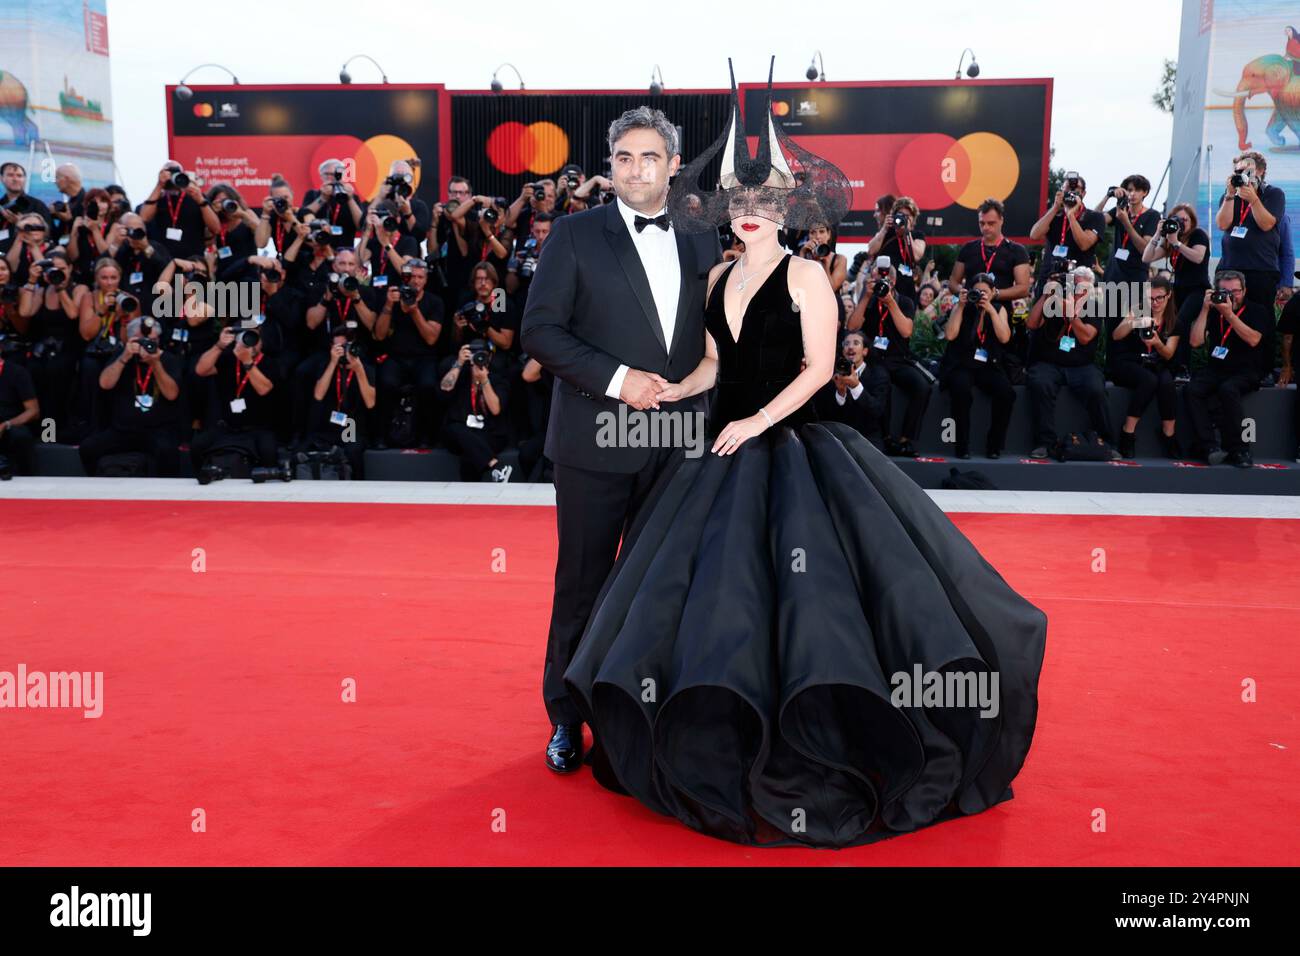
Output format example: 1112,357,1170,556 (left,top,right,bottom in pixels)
217,326,237,349
471,363,488,384
347,351,364,373
141,345,162,366
1237,184,1259,205
457,345,472,365
619,368,669,410
654,382,687,402
233,343,253,365
330,343,345,362
711,413,767,455
124,340,142,359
